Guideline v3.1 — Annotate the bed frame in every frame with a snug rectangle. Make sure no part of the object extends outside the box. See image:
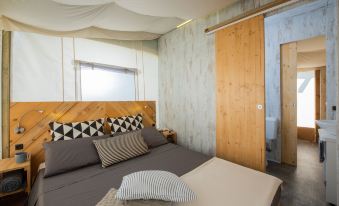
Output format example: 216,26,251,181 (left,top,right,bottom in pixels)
8,101,156,177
